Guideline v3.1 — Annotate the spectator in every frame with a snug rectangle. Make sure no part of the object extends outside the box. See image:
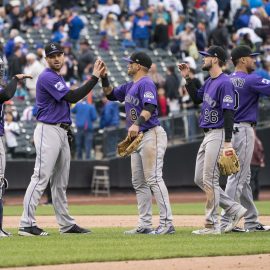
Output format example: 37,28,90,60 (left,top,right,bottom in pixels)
4,112,20,158
240,33,255,50
61,42,77,81
7,1,21,30
157,87,168,116
152,17,169,50
250,129,265,201
195,21,207,51
77,39,95,81
132,7,151,49
121,31,136,49
51,23,67,43
99,95,120,129
8,46,24,79
4,29,19,59
98,31,110,51
208,18,229,49
148,63,165,88
97,0,121,18
99,94,120,158
23,53,45,99
100,13,118,37
65,9,85,50
71,99,97,160
206,0,219,31
164,65,180,115
14,81,29,101
176,22,195,58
